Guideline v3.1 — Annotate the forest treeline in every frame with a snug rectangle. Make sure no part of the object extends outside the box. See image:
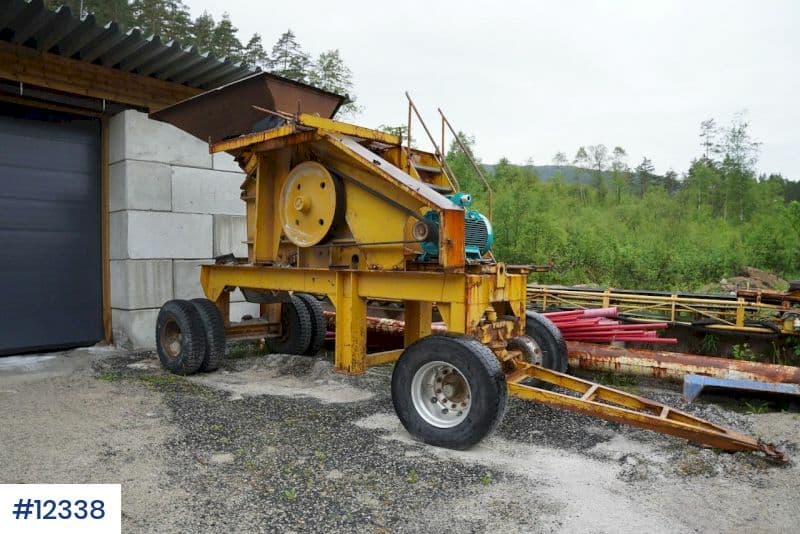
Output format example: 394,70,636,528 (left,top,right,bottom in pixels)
44,1,360,114
447,116,800,291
